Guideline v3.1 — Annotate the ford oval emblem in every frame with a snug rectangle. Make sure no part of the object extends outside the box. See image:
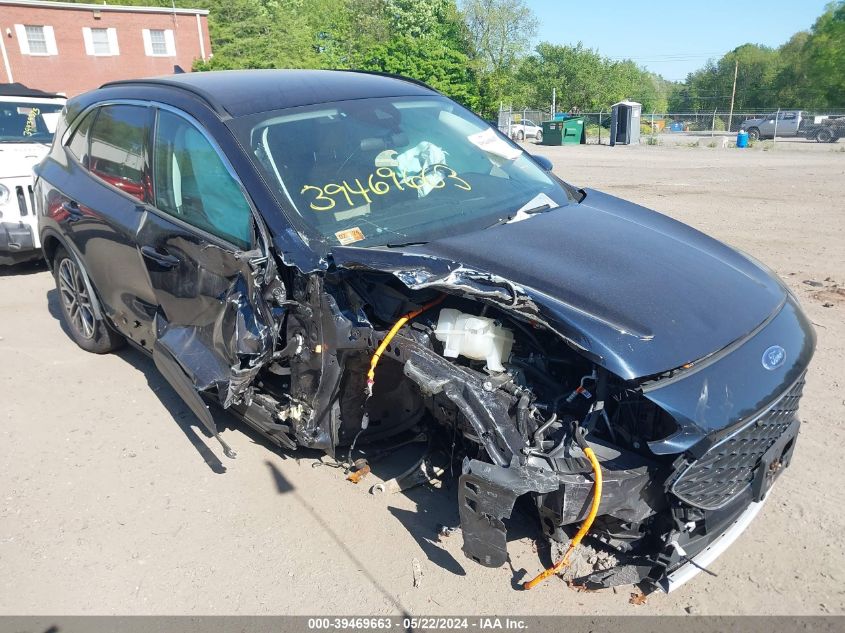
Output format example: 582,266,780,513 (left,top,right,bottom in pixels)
762,345,786,371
